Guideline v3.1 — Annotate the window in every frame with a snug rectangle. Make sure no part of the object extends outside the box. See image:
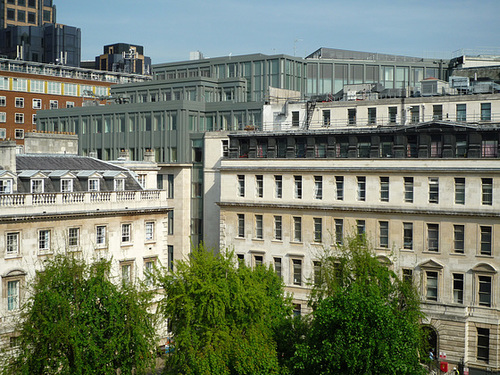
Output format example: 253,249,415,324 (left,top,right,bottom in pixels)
426,271,438,301
121,262,132,284
167,245,174,271
255,175,263,198
31,80,44,93
96,225,106,246
314,218,322,243
88,178,100,192
121,223,131,243
114,178,125,191
31,179,43,193
47,82,60,95
15,97,24,108
293,259,302,285
237,175,245,197
403,222,413,250
453,225,465,254
402,269,413,284
456,135,468,157
477,328,490,363
167,211,174,235
15,113,24,123
453,273,464,304
274,216,282,241
15,129,24,139
6,232,19,255
294,176,302,199
357,220,365,237
478,275,492,307
368,107,376,124
293,216,302,242
323,110,330,126
167,174,174,198
49,100,58,109
7,280,19,311
222,139,229,157
38,229,50,251
379,221,389,248
0,179,12,194
481,103,491,121
274,258,282,278
255,215,263,239
274,175,282,198
12,78,27,91
348,108,356,125
428,178,439,204
0,96,5,106
482,178,493,205
253,255,263,267
293,304,301,316
145,222,155,241
313,261,321,285
357,176,366,201
27,11,35,23
68,228,79,248
144,259,155,285
432,105,443,120
456,104,466,121
314,176,323,199
454,178,465,205
380,177,389,202
480,226,492,256
427,224,439,252
335,219,343,245
336,176,344,200
292,111,299,127
481,139,498,158
237,214,245,238
61,179,73,193
66,101,75,108
388,106,397,123
0,112,6,122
